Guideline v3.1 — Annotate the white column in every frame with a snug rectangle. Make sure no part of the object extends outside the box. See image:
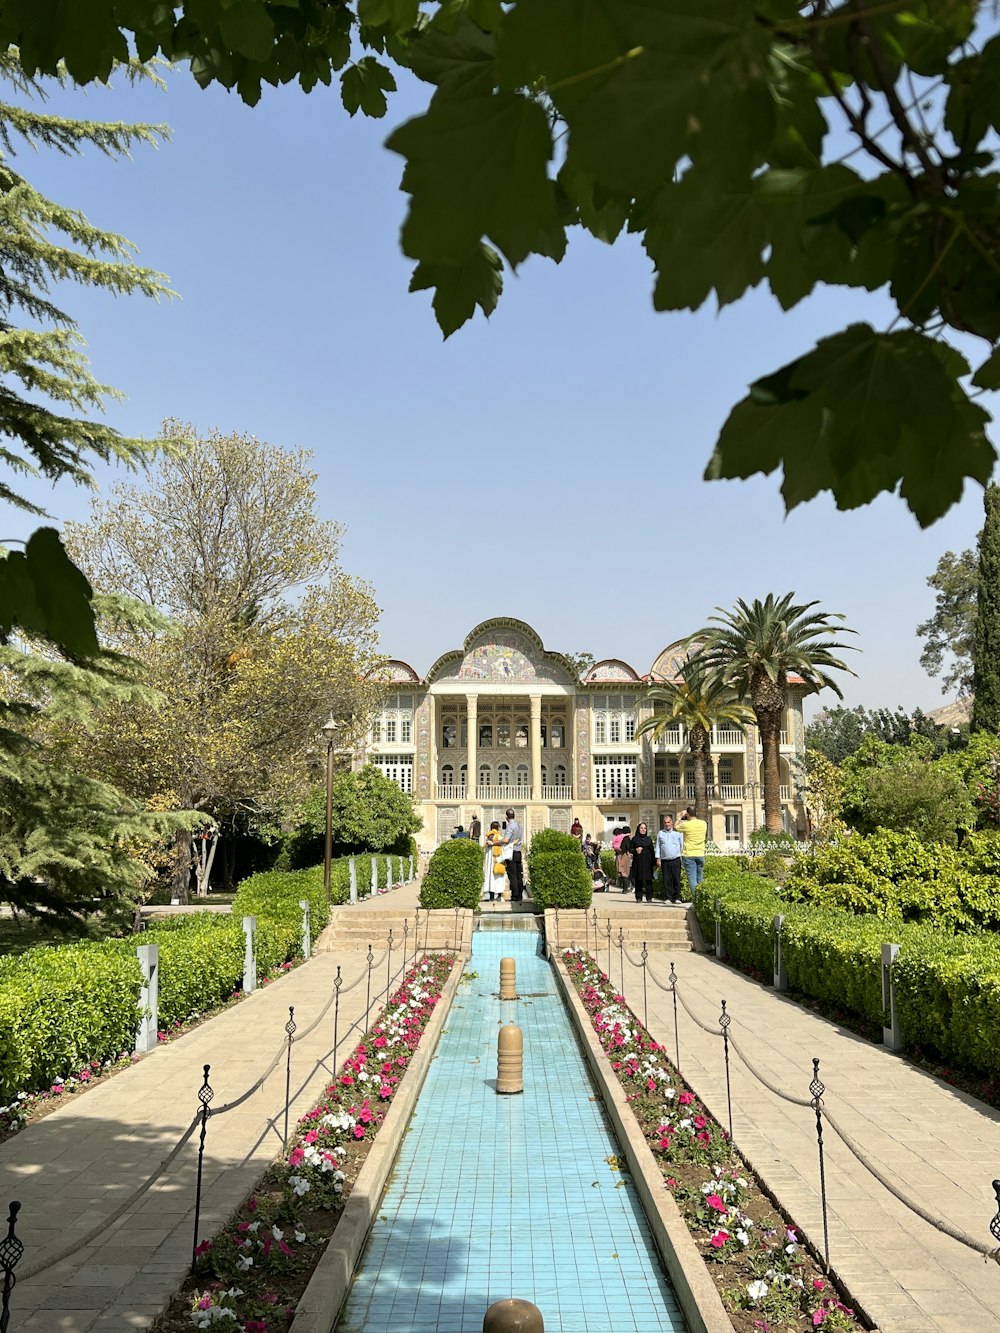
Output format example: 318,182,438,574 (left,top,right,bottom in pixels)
466,693,478,803
530,695,543,799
